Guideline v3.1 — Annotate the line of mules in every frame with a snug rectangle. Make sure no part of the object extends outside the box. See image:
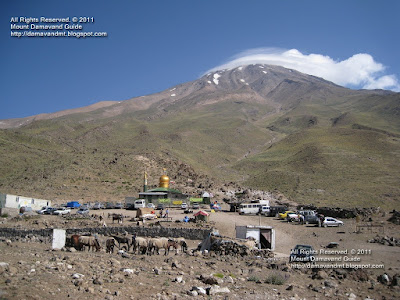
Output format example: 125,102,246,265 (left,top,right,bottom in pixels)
67,235,102,252
66,234,188,255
